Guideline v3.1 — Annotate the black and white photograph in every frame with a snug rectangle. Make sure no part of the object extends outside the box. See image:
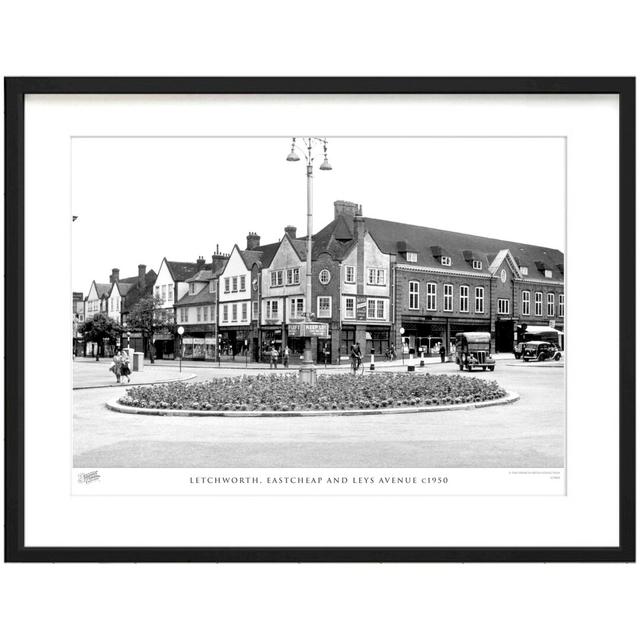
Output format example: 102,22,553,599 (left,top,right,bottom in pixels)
72,134,566,481
6,78,632,562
